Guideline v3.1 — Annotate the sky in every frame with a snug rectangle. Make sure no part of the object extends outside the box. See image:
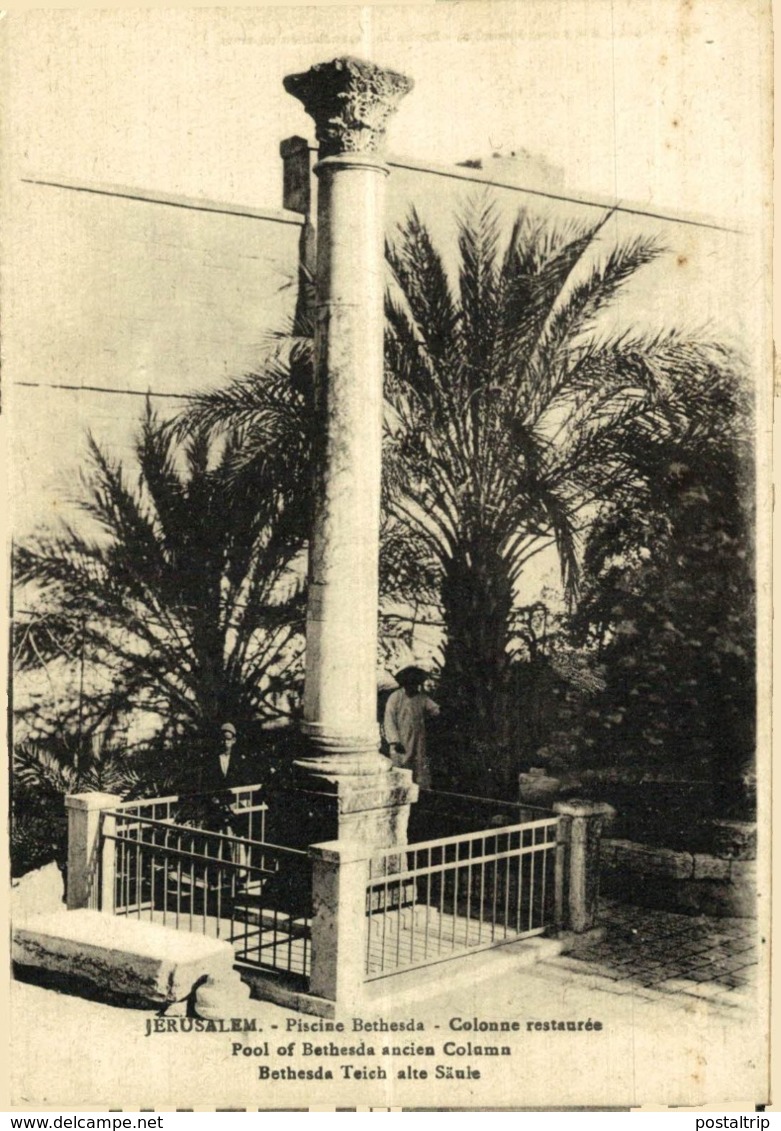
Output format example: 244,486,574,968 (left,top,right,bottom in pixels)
4,0,771,227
